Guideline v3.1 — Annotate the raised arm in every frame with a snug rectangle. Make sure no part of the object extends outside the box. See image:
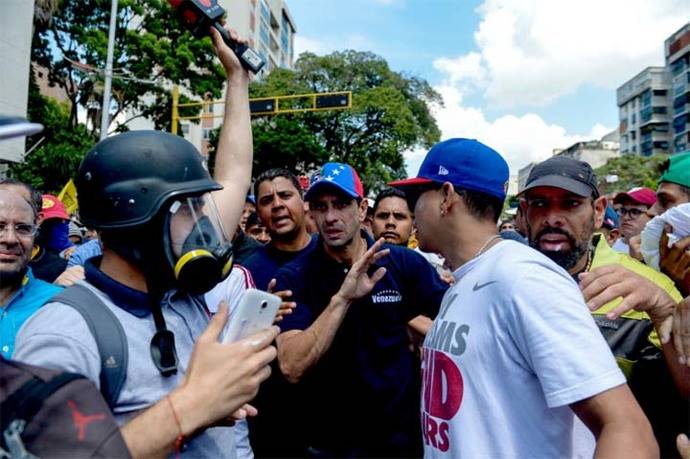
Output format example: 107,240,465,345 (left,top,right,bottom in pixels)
208,26,253,236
